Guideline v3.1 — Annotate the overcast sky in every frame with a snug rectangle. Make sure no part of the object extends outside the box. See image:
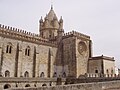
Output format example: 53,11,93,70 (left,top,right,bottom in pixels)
0,0,120,68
